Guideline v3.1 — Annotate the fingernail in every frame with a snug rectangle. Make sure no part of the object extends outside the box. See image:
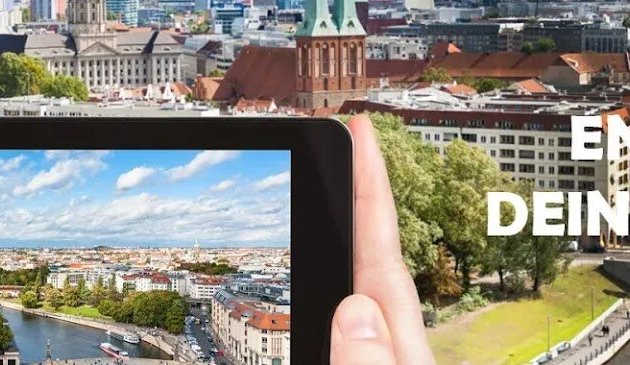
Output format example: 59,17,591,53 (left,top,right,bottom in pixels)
338,308,381,340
